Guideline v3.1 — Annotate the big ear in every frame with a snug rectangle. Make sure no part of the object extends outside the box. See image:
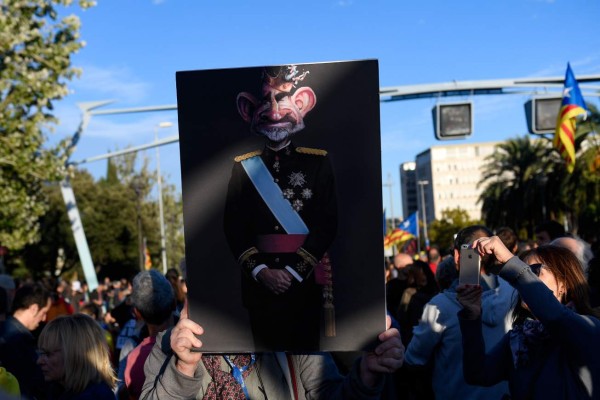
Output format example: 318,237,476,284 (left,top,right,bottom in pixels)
454,248,460,271
236,92,258,122
29,303,40,315
291,87,317,117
